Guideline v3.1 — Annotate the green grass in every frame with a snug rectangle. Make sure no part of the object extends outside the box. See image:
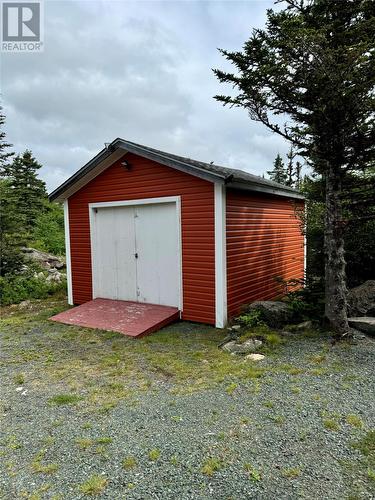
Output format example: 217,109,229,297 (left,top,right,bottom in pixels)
201,457,222,476
148,449,161,461
244,463,261,482
14,372,25,385
31,450,58,475
346,415,364,429
123,456,137,469
353,430,375,458
323,419,340,431
48,394,83,406
282,467,301,479
78,474,108,495
225,382,238,395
